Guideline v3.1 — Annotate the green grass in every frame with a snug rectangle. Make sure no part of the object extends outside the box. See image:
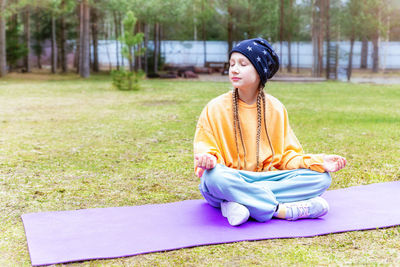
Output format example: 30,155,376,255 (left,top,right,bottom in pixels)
0,73,399,266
